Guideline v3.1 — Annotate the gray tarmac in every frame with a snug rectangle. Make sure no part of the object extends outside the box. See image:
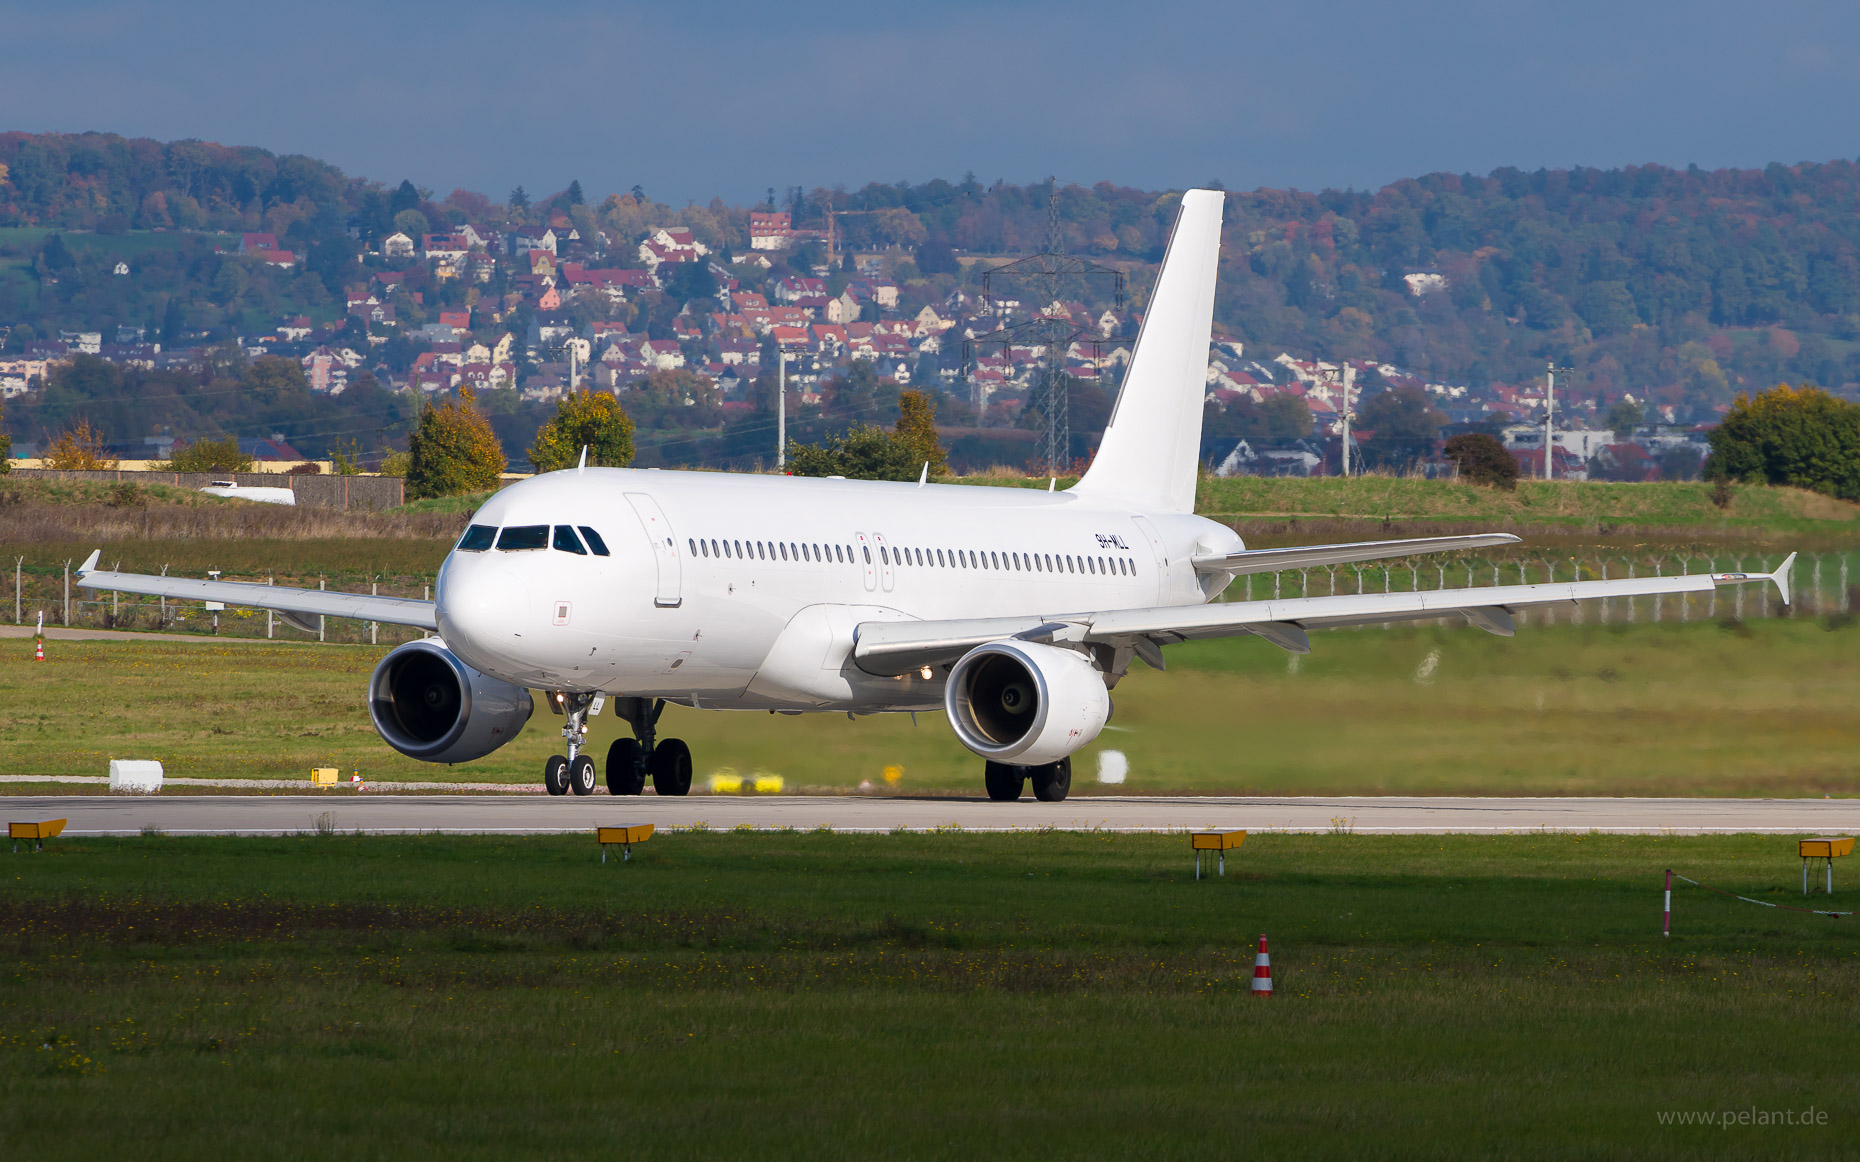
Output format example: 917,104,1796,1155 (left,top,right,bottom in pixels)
5,793,1858,836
